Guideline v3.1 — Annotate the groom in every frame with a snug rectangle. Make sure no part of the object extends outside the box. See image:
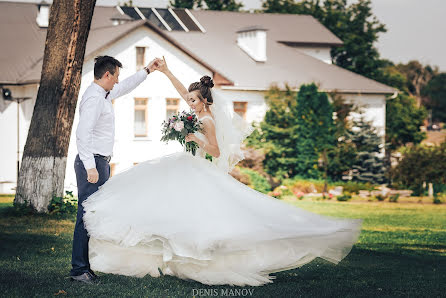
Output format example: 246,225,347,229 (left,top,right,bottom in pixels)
70,55,160,284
